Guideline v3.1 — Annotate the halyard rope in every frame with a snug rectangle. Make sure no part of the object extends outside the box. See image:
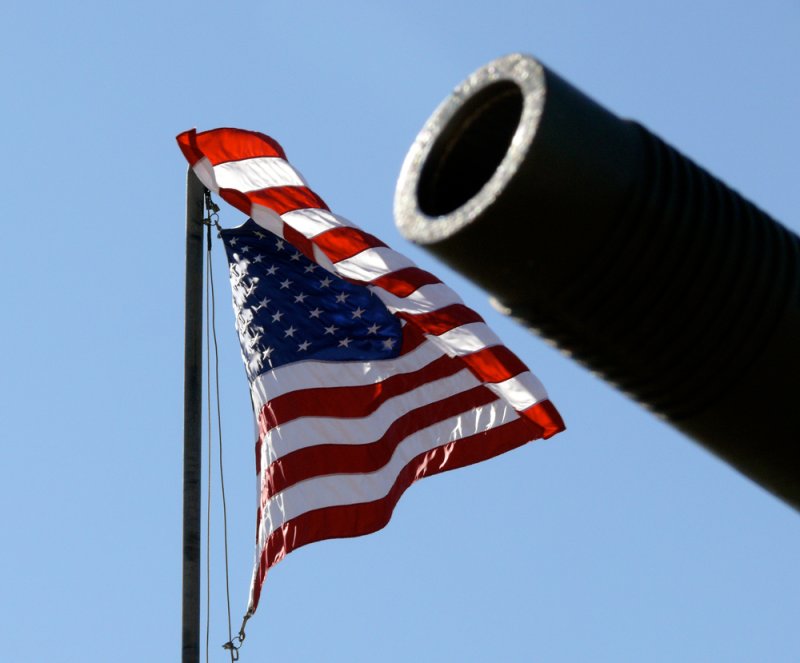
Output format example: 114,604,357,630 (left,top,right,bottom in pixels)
203,192,237,661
